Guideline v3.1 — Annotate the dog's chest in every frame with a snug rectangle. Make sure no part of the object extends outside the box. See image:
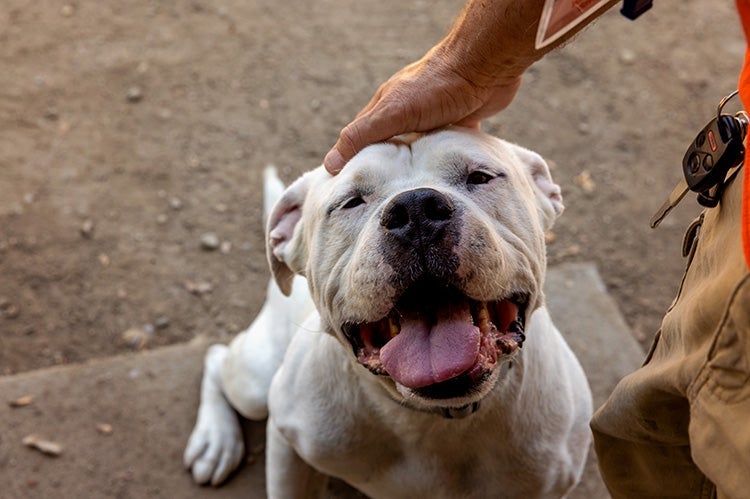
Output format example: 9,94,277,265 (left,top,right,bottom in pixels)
305,426,542,499
271,341,541,498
